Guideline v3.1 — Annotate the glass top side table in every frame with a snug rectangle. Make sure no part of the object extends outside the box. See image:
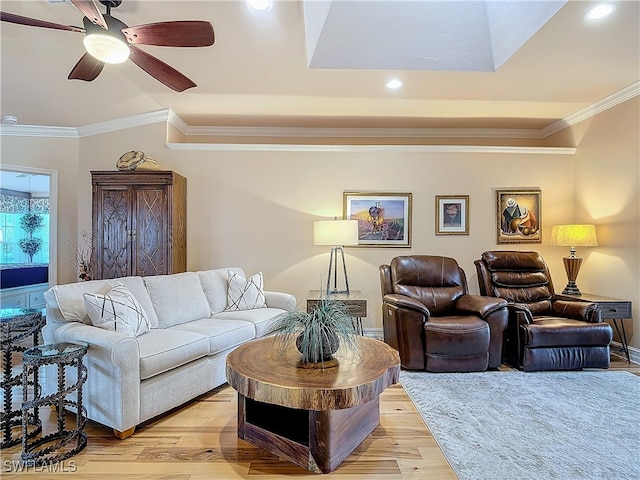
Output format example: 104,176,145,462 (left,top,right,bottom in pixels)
21,341,88,466
1,308,45,448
